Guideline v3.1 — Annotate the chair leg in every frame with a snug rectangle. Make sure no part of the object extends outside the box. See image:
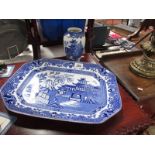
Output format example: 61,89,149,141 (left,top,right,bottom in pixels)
85,19,94,53
32,42,41,60
25,19,41,60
